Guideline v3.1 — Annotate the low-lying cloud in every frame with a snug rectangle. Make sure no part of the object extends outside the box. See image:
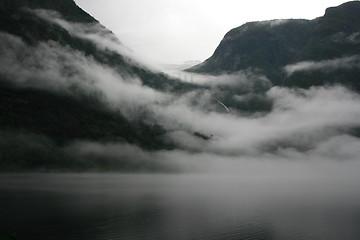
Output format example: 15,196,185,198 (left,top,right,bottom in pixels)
1,9,360,174
257,19,290,28
153,86,360,156
32,9,132,57
31,9,162,71
284,55,360,76
331,32,360,44
0,31,170,119
165,68,271,89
